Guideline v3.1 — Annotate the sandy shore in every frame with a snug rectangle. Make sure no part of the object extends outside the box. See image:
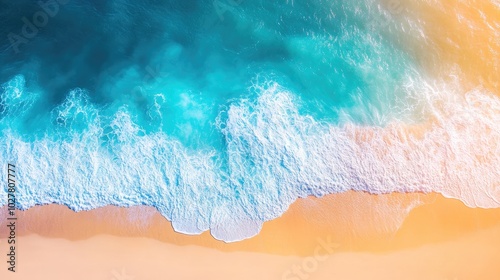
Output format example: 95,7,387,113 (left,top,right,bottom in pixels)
1,191,436,255
1,191,500,279
0,226,499,280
